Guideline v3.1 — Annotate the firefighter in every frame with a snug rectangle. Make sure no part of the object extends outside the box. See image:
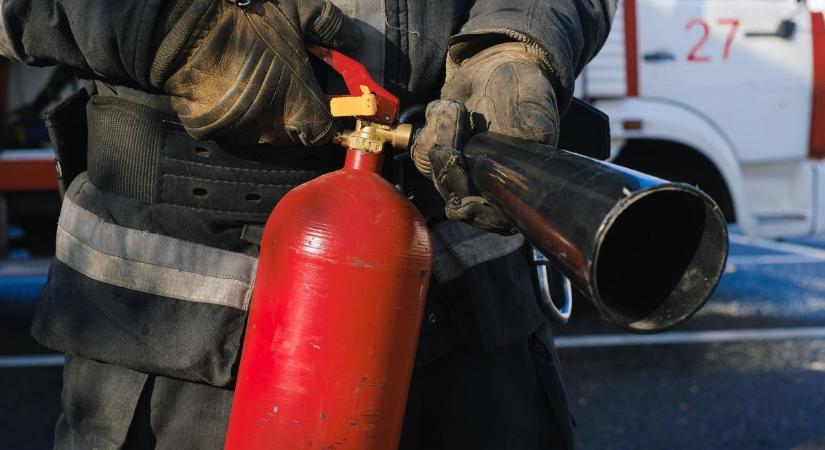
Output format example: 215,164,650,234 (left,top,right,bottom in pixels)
0,0,614,448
